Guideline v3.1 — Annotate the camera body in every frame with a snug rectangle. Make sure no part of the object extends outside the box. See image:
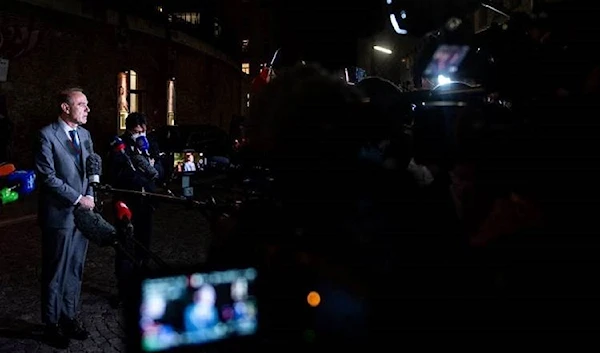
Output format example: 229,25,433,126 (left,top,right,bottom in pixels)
125,258,370,353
